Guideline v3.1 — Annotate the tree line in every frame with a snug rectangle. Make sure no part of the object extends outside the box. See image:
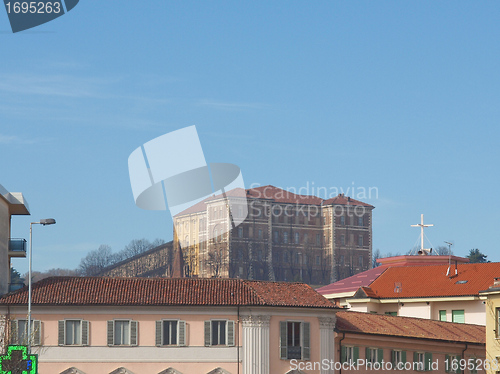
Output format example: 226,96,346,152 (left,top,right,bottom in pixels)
12,238,166,284
372,246,489,267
